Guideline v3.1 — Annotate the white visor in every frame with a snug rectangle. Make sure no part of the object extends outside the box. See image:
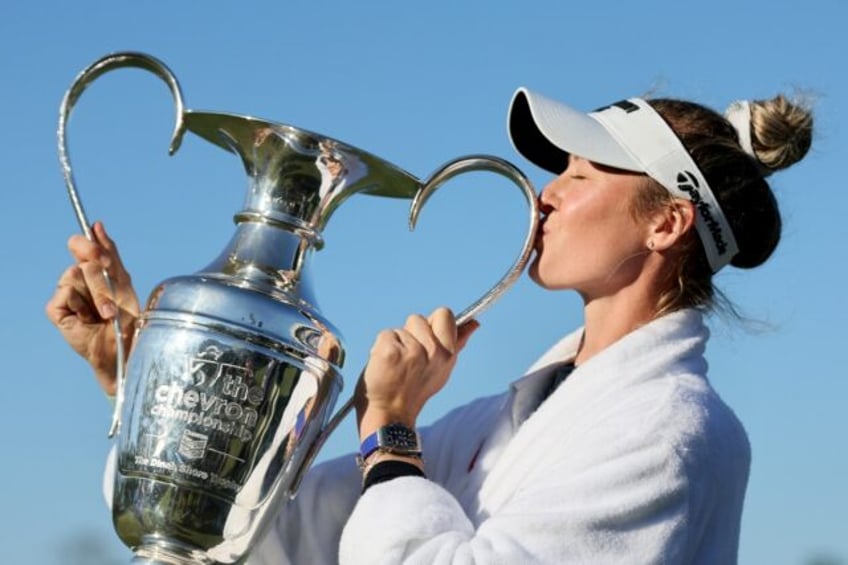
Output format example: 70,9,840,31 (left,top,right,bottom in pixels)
508,87,739,272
